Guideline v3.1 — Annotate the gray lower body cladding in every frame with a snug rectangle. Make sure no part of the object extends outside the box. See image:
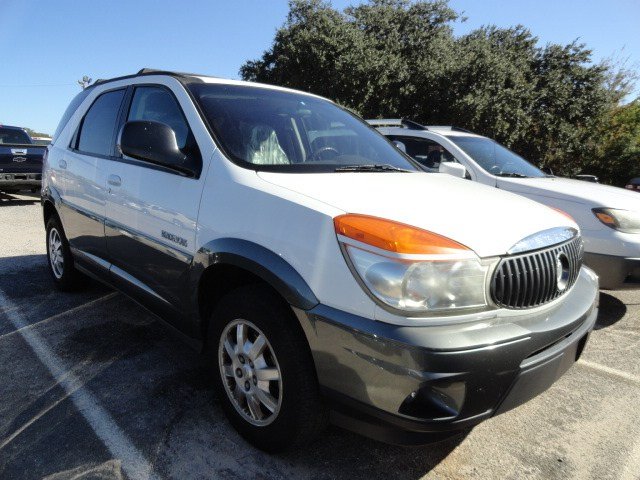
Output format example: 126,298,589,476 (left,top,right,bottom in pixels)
295,268,599,444
584,251,640,289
